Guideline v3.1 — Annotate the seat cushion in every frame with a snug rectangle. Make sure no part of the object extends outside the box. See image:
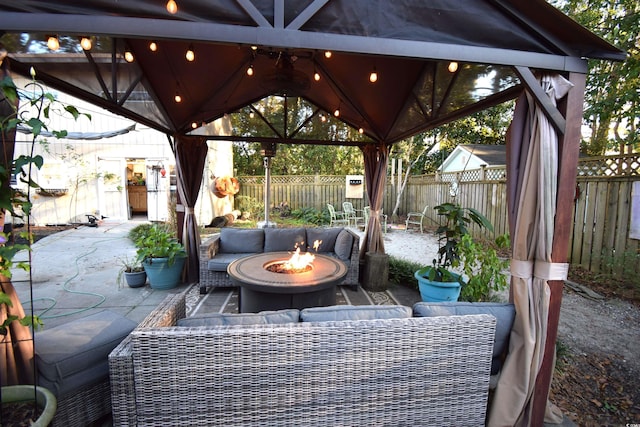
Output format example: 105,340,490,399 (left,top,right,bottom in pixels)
177,309,300,326
300,305,412,322
412,301,515,374
305,227,342,253
334,229,354,260
208,253,252,272
219,228,264,253
263,228,306,252
35,310,136,394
